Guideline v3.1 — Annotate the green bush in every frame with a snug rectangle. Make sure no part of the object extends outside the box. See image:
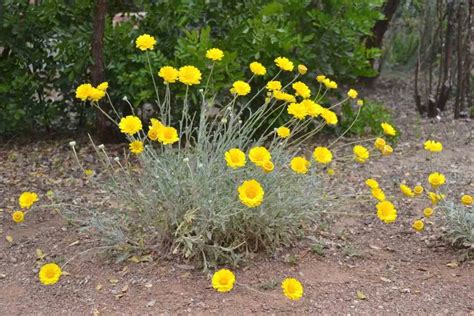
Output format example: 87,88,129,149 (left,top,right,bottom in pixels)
442,201,474,252
339,100,395,136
